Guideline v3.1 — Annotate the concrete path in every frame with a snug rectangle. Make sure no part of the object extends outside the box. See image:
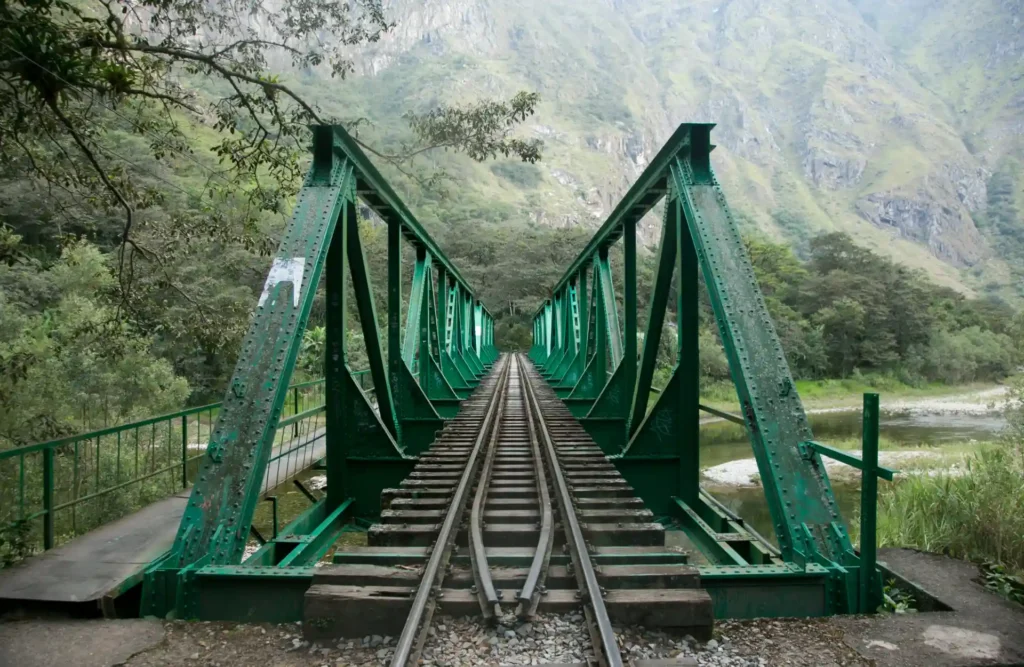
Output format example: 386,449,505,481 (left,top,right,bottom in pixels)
0,618,165,667
839,548,1024,666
